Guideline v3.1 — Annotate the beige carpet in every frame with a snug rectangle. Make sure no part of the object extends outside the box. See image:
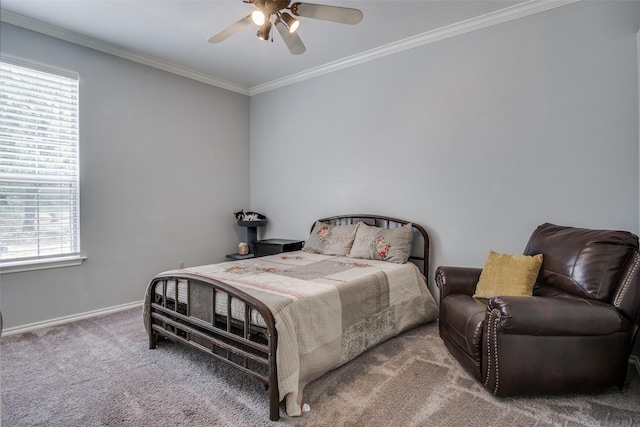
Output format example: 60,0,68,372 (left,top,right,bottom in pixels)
1,307,639,426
